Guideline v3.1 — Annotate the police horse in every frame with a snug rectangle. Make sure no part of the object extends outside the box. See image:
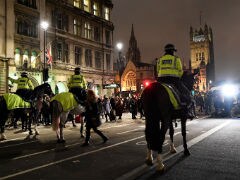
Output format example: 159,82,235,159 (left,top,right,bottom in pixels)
50,90,86,143
0,83,54,140
141,71,196,172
